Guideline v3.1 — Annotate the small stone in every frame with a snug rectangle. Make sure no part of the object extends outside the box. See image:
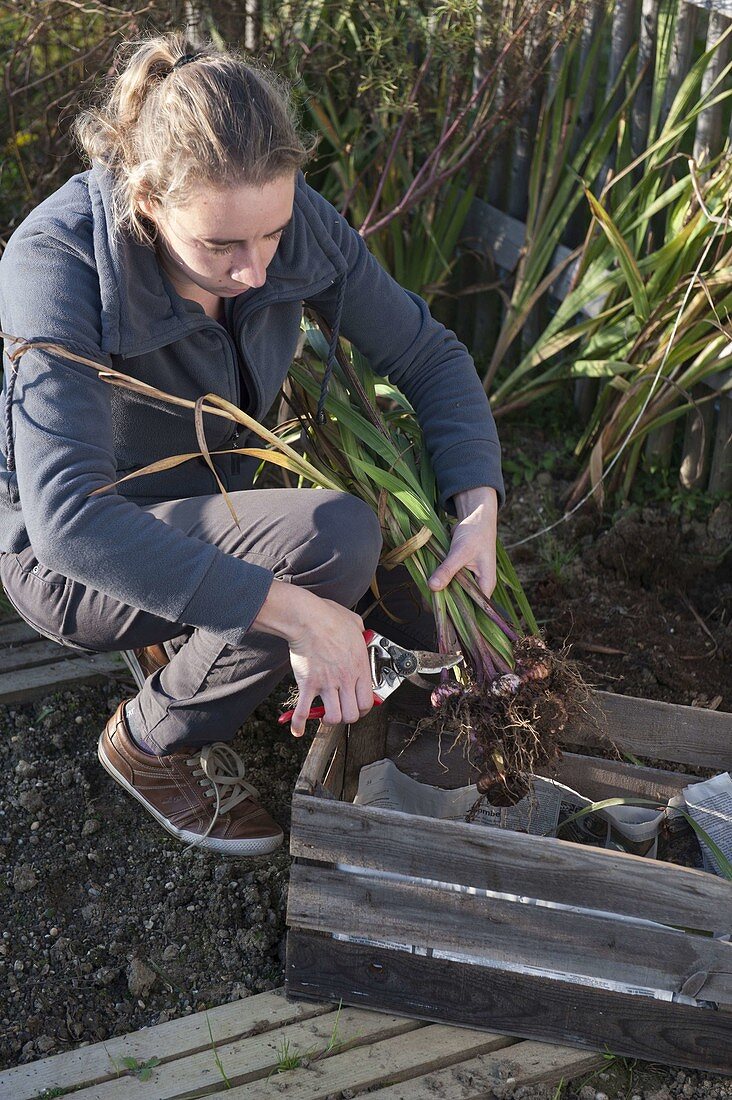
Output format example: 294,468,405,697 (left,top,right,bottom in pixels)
49,927,59,937
595,1093,609,1100
165,881,175,891
683,1085,695,1099
81,819,100,837
30,821,40,832
18,790,43,814
13,960,24,973
36,1035,55,1054
162,945,179,961
14,760,37,778
579,1088,595,1100
13,864,37,893
126,957,157,998
75,715,84,725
